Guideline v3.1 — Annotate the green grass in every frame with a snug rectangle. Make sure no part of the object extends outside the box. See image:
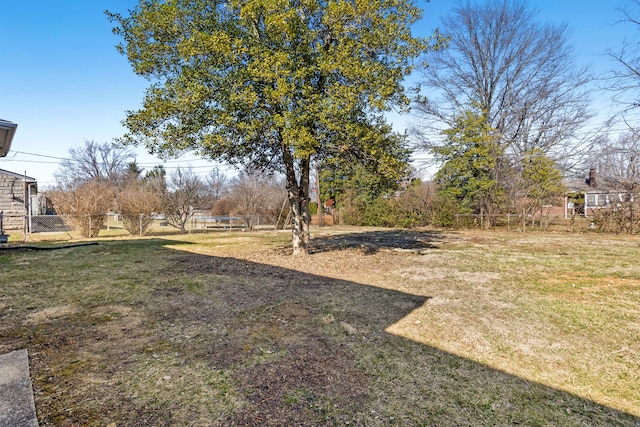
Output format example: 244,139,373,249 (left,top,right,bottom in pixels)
1,228,639,426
